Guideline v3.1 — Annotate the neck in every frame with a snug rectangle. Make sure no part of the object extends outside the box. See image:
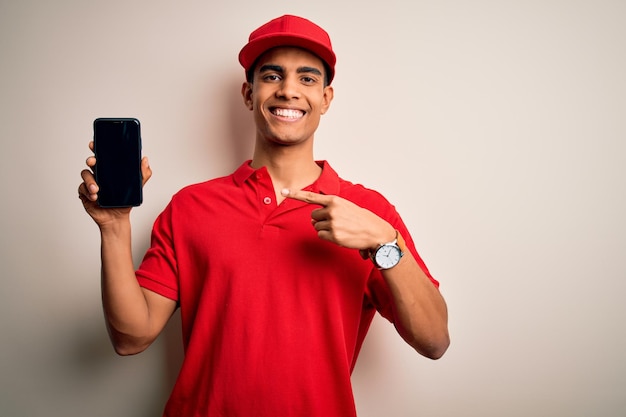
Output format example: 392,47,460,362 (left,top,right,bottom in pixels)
250,145,322,204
